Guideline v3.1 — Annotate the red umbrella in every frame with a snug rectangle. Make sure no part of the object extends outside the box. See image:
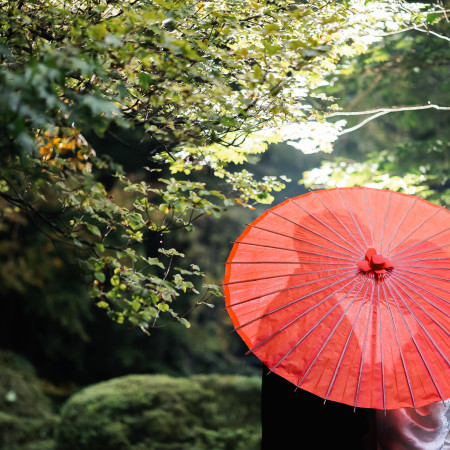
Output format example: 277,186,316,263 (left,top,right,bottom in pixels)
224,187,450,410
